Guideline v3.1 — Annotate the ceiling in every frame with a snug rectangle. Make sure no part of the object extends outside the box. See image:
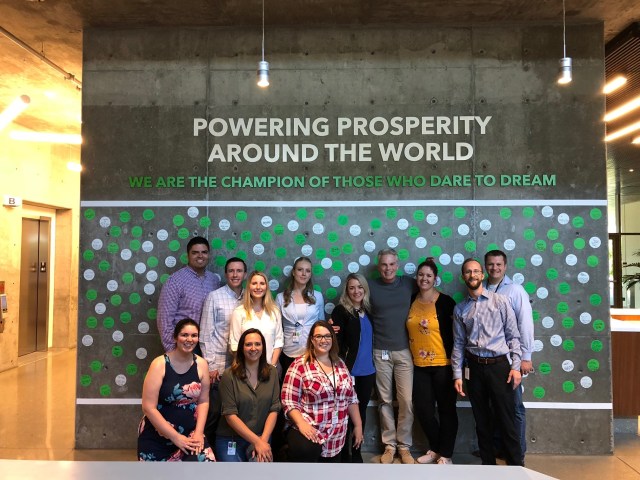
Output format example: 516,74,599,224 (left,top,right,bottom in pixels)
1,0,639,200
